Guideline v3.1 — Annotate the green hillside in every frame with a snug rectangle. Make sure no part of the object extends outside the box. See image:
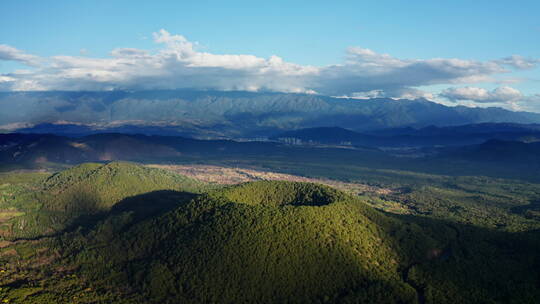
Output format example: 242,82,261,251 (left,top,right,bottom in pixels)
2,162,210,239
40,162,206,212
0,164,538,303
30,182,409,303
49,182,540,303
